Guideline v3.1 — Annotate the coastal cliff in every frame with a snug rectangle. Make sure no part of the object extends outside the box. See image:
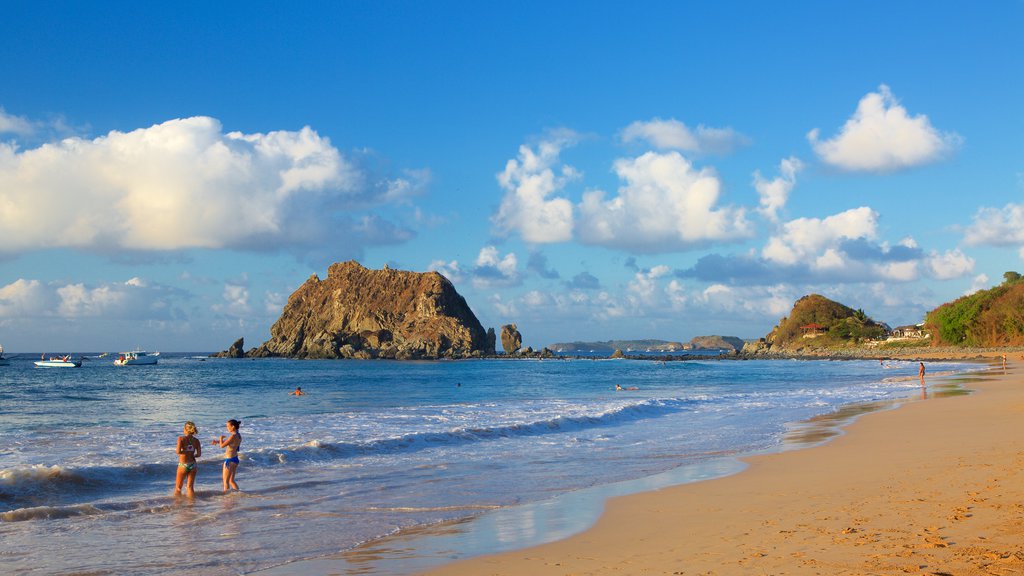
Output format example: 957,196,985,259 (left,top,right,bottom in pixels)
248,261,493,359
